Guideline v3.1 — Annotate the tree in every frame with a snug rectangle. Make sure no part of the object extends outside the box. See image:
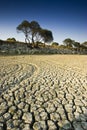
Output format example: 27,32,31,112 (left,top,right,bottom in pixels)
7,38,16,42
17,20,30,43
52,42,59,46
29,21,41,44
82,41,87,47
73,42,80,48
72,42,80,52
80,42,87,50
63,38,75,47
40,29,53,43
17,20,53,45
